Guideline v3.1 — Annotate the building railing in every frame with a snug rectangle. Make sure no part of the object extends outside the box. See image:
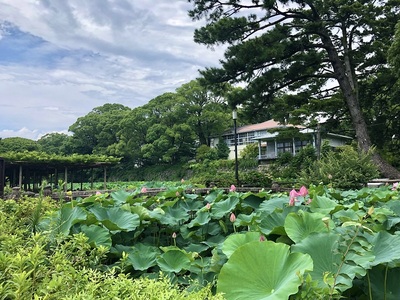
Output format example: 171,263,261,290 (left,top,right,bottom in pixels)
258,154,278,160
